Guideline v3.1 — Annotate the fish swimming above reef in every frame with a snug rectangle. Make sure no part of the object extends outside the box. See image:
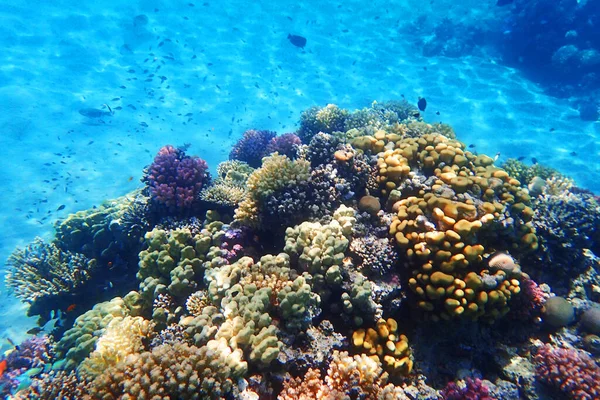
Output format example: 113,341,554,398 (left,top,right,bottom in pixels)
287,34,307,48
417,97,427,111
